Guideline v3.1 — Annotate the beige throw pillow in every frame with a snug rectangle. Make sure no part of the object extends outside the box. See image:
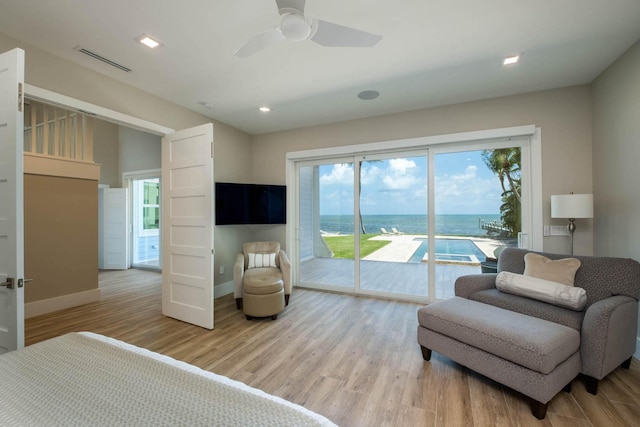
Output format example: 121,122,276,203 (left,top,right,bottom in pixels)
496,271,587,311
524,253,581,286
